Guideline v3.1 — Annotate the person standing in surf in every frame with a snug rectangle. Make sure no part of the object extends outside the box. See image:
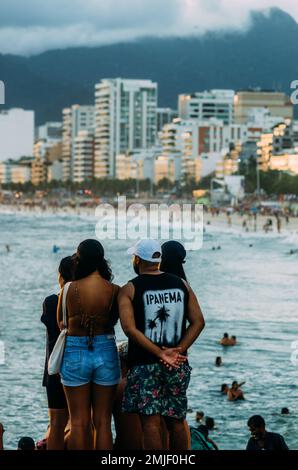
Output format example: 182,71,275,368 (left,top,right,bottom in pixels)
119,239,205,451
